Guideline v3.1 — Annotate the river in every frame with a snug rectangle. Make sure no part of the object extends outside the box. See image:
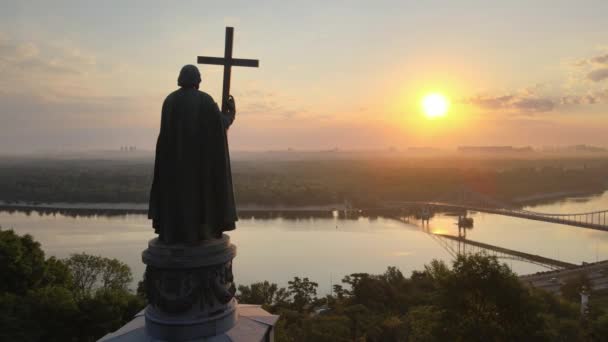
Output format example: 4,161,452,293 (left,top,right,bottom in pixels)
2,192,608,294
